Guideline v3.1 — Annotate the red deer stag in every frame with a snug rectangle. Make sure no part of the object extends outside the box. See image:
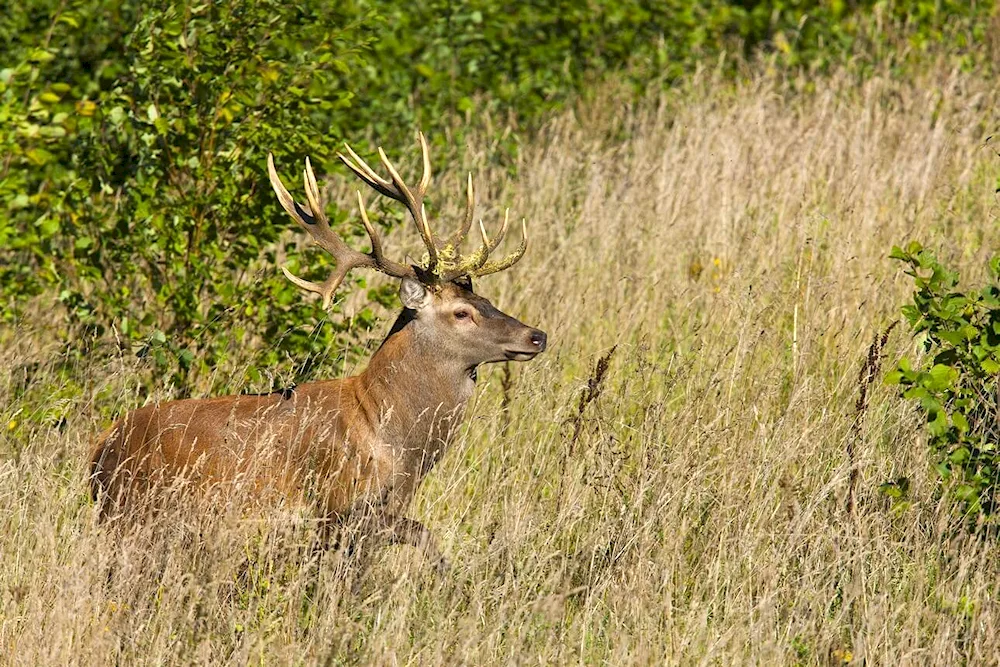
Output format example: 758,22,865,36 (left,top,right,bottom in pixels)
90,133,546,568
